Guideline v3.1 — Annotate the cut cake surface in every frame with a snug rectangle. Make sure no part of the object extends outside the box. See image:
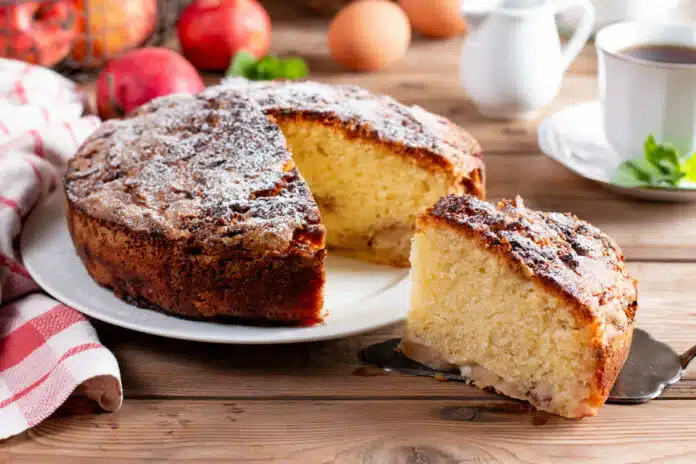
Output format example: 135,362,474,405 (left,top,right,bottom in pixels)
221,79,485,266
404,194,638,418
65,80,485,324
